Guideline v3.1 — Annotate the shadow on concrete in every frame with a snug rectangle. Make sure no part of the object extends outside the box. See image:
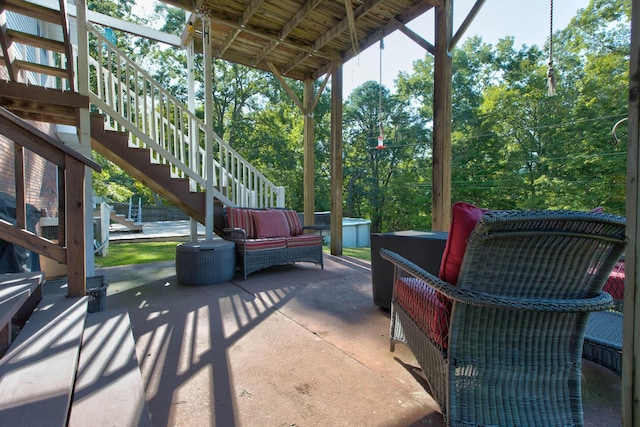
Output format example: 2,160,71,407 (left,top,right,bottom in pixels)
107,270,306,426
